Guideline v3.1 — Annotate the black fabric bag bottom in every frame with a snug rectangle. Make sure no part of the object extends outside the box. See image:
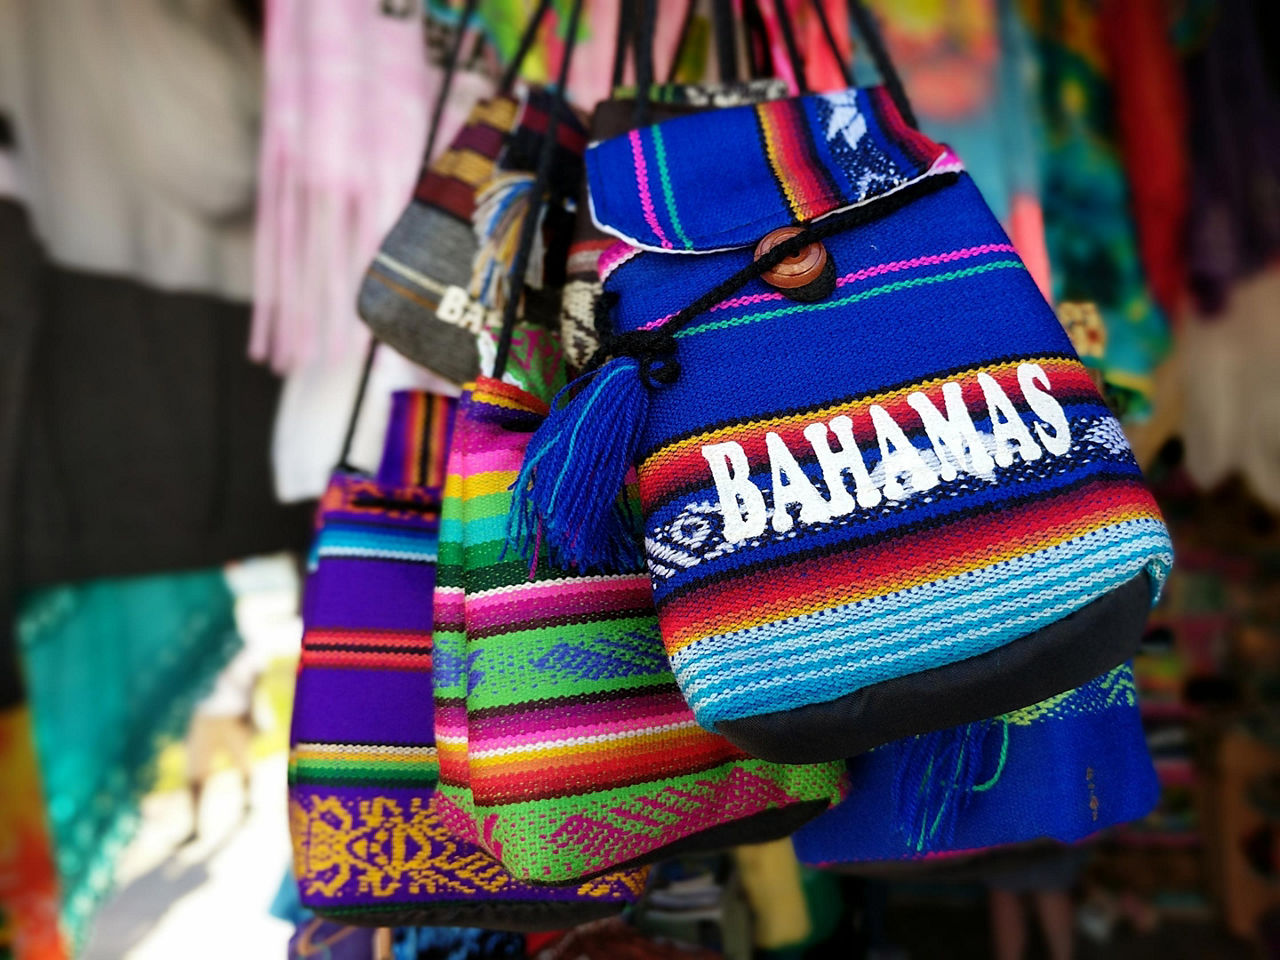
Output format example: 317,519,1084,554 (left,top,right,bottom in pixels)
312,899,626,933
719,572,1152,763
